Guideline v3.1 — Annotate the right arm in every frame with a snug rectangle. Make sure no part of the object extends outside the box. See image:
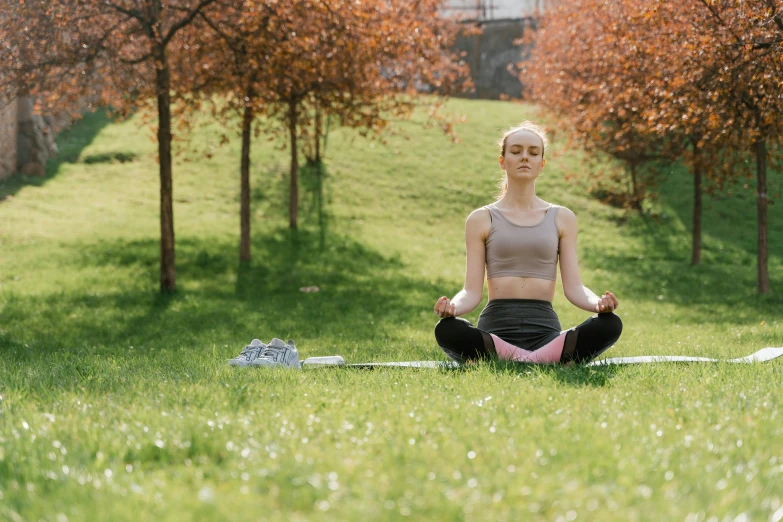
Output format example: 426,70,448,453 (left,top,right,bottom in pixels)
434,208,489,318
